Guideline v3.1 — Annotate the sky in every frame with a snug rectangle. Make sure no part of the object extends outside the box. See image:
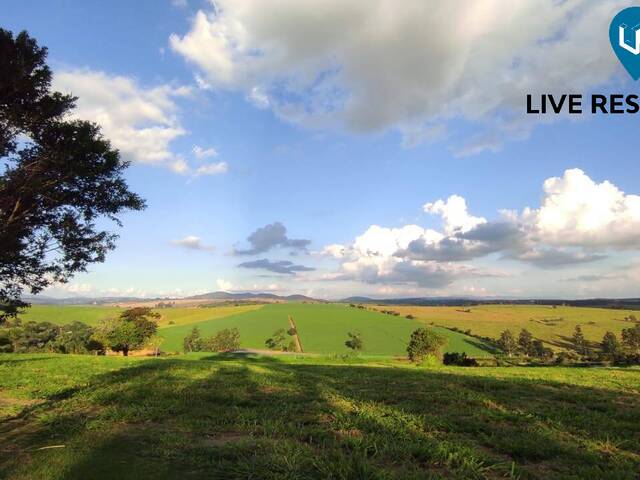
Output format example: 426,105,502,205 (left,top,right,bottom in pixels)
4,0,640,300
